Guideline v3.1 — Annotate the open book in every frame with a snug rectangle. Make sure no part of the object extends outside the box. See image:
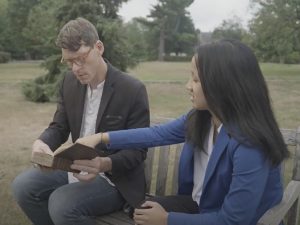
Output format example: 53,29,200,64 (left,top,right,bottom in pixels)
31,143,99,173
